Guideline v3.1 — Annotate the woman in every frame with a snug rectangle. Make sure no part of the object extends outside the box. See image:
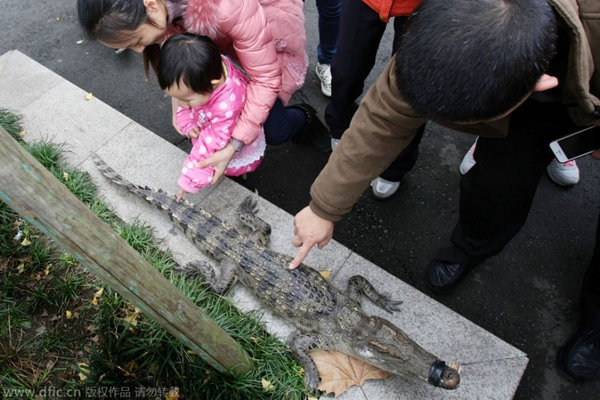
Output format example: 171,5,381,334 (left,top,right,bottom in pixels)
78,0,330,181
